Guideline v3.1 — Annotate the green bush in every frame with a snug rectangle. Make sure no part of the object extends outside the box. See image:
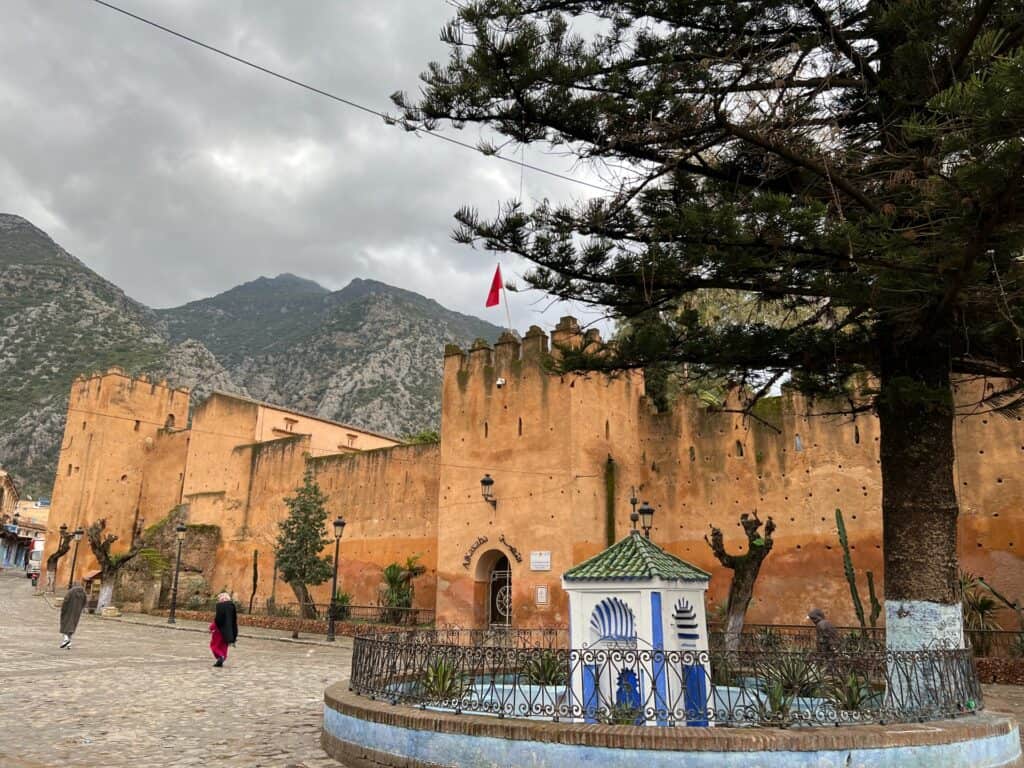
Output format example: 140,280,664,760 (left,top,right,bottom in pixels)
329,591,352,621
